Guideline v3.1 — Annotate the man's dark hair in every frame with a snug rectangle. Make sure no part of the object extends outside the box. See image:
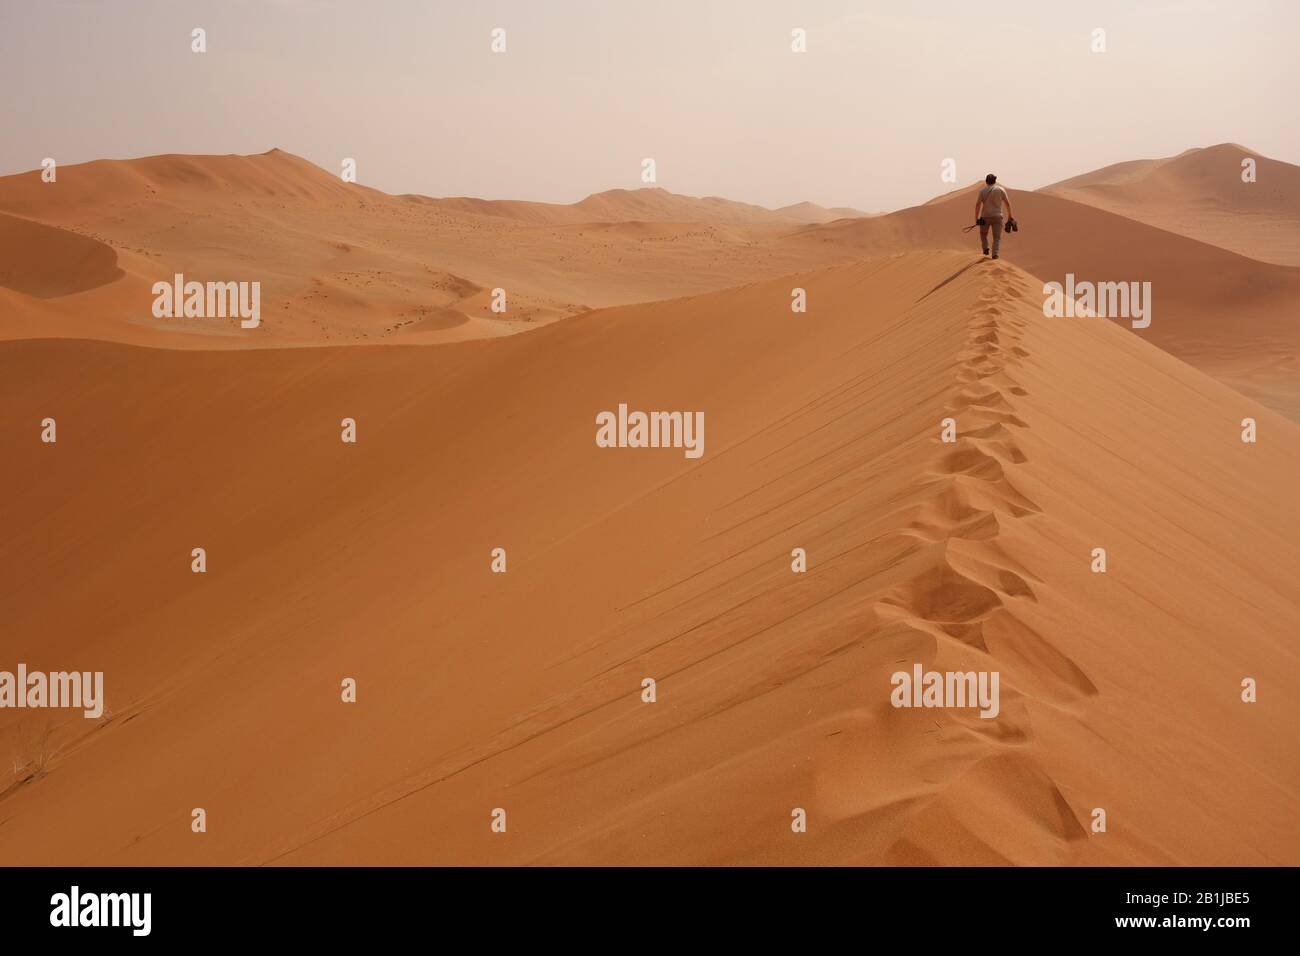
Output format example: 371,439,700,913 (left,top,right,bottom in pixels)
985,174,997,185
